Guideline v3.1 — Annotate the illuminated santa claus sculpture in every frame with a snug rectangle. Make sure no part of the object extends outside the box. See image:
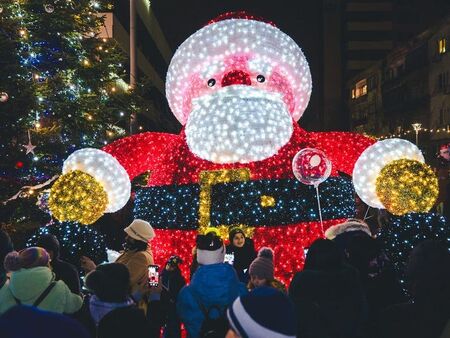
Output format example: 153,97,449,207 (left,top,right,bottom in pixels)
49,12,434,283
